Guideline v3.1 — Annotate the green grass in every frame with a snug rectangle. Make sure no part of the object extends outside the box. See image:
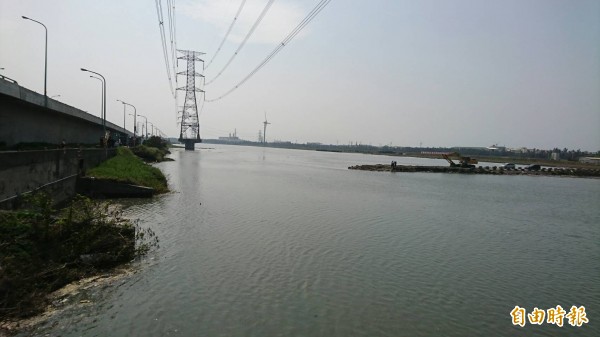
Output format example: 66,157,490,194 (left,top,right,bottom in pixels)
132,144,168,162
87,147,168,193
